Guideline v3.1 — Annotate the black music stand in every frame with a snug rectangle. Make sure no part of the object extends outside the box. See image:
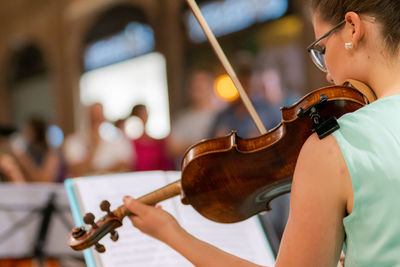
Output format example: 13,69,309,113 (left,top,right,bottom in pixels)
0,183,83,267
